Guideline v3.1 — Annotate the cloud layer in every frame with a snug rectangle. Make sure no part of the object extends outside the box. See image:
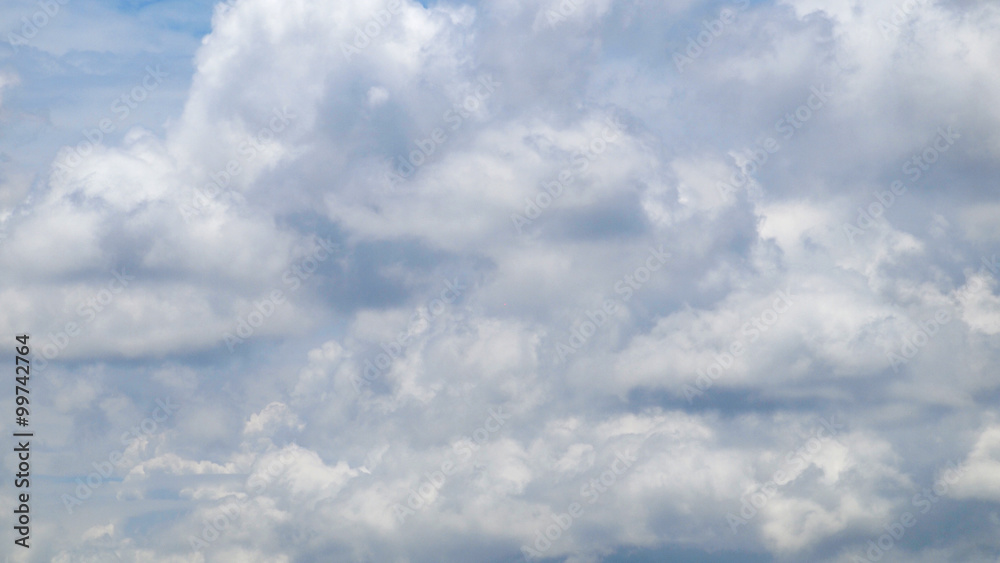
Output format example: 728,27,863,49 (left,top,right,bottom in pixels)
2,0,1000,561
